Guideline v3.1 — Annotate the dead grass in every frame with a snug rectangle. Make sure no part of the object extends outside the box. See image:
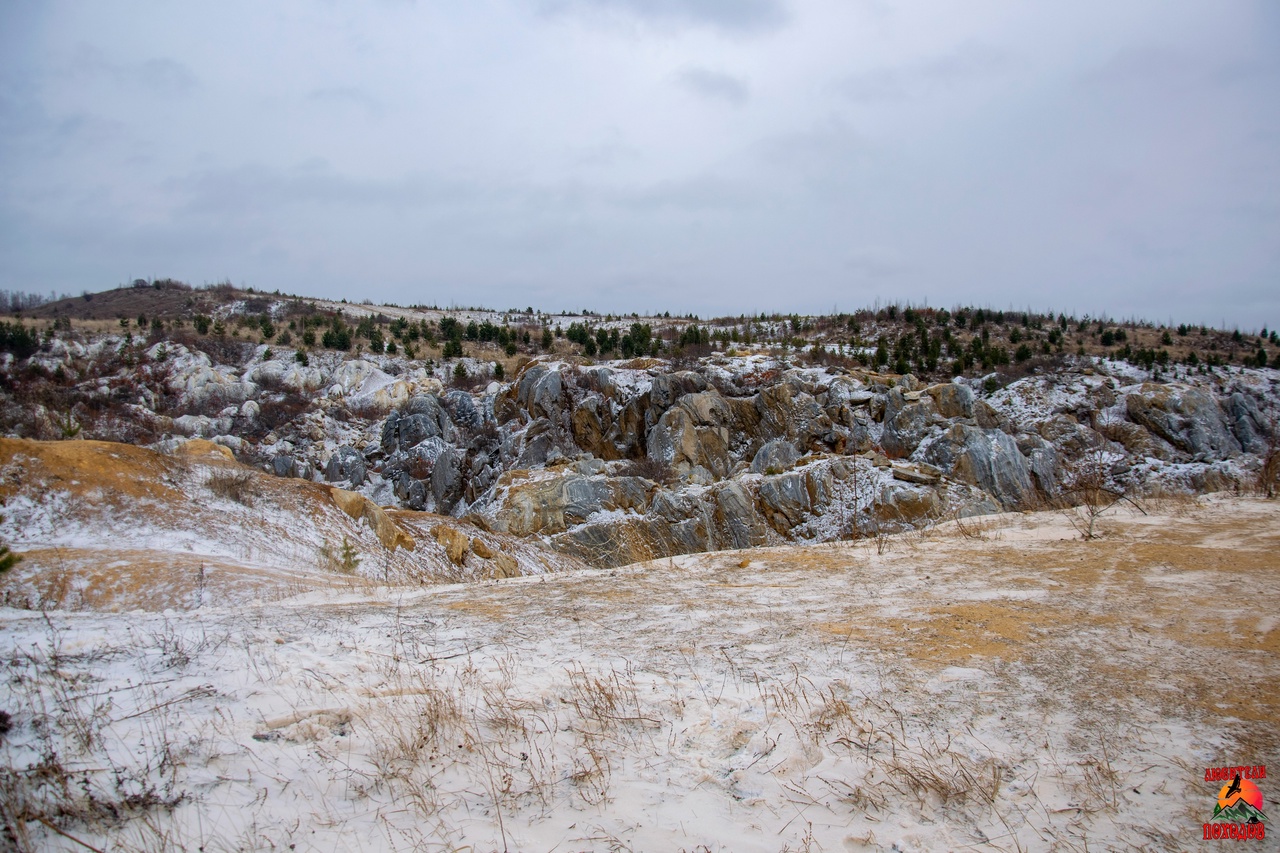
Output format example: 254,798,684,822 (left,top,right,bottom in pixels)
2,497,1277,850
206,470,255,506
